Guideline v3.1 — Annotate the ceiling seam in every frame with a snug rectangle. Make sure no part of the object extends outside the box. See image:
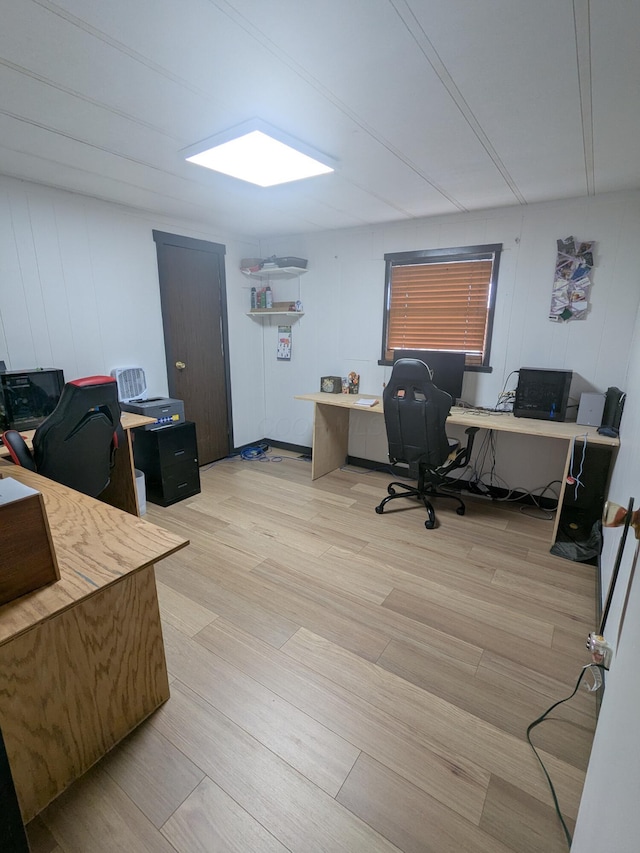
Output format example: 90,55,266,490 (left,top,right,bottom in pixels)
0,57,184,141
0,109,380,232
29,0,465,216
0,107,191,177
389,0,527,206
573,0,595,195
2,169,304,239
29,0,215,101
203,0,468,212
0,142,361,236
0,141,221,212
